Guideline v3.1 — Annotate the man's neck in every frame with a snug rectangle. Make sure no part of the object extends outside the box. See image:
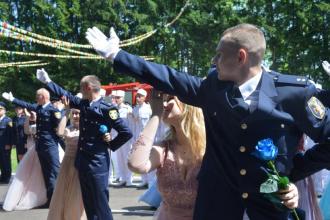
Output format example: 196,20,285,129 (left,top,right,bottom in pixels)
89,93,101,102
41,101,50,107
237,65,262,86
